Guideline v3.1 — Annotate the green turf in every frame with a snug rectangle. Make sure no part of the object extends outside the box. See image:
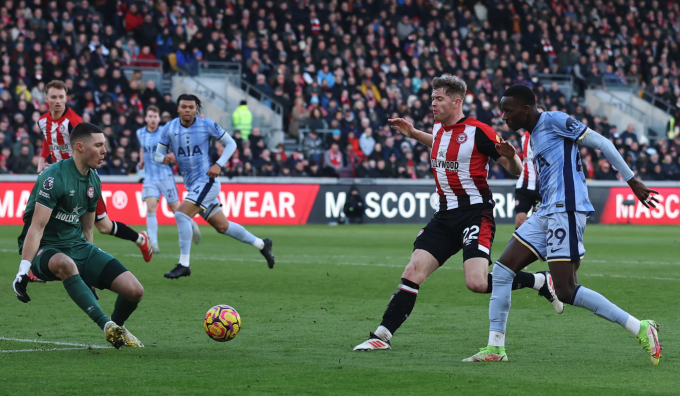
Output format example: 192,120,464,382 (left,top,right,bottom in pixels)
0,224,679,395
